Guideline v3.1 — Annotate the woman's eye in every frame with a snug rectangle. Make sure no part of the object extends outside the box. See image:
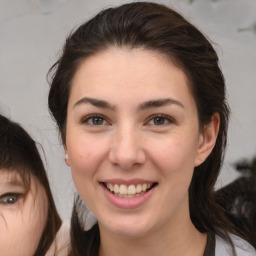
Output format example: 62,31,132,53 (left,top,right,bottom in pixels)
147,115,174,126
82,115,108,126
0,193,20,205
